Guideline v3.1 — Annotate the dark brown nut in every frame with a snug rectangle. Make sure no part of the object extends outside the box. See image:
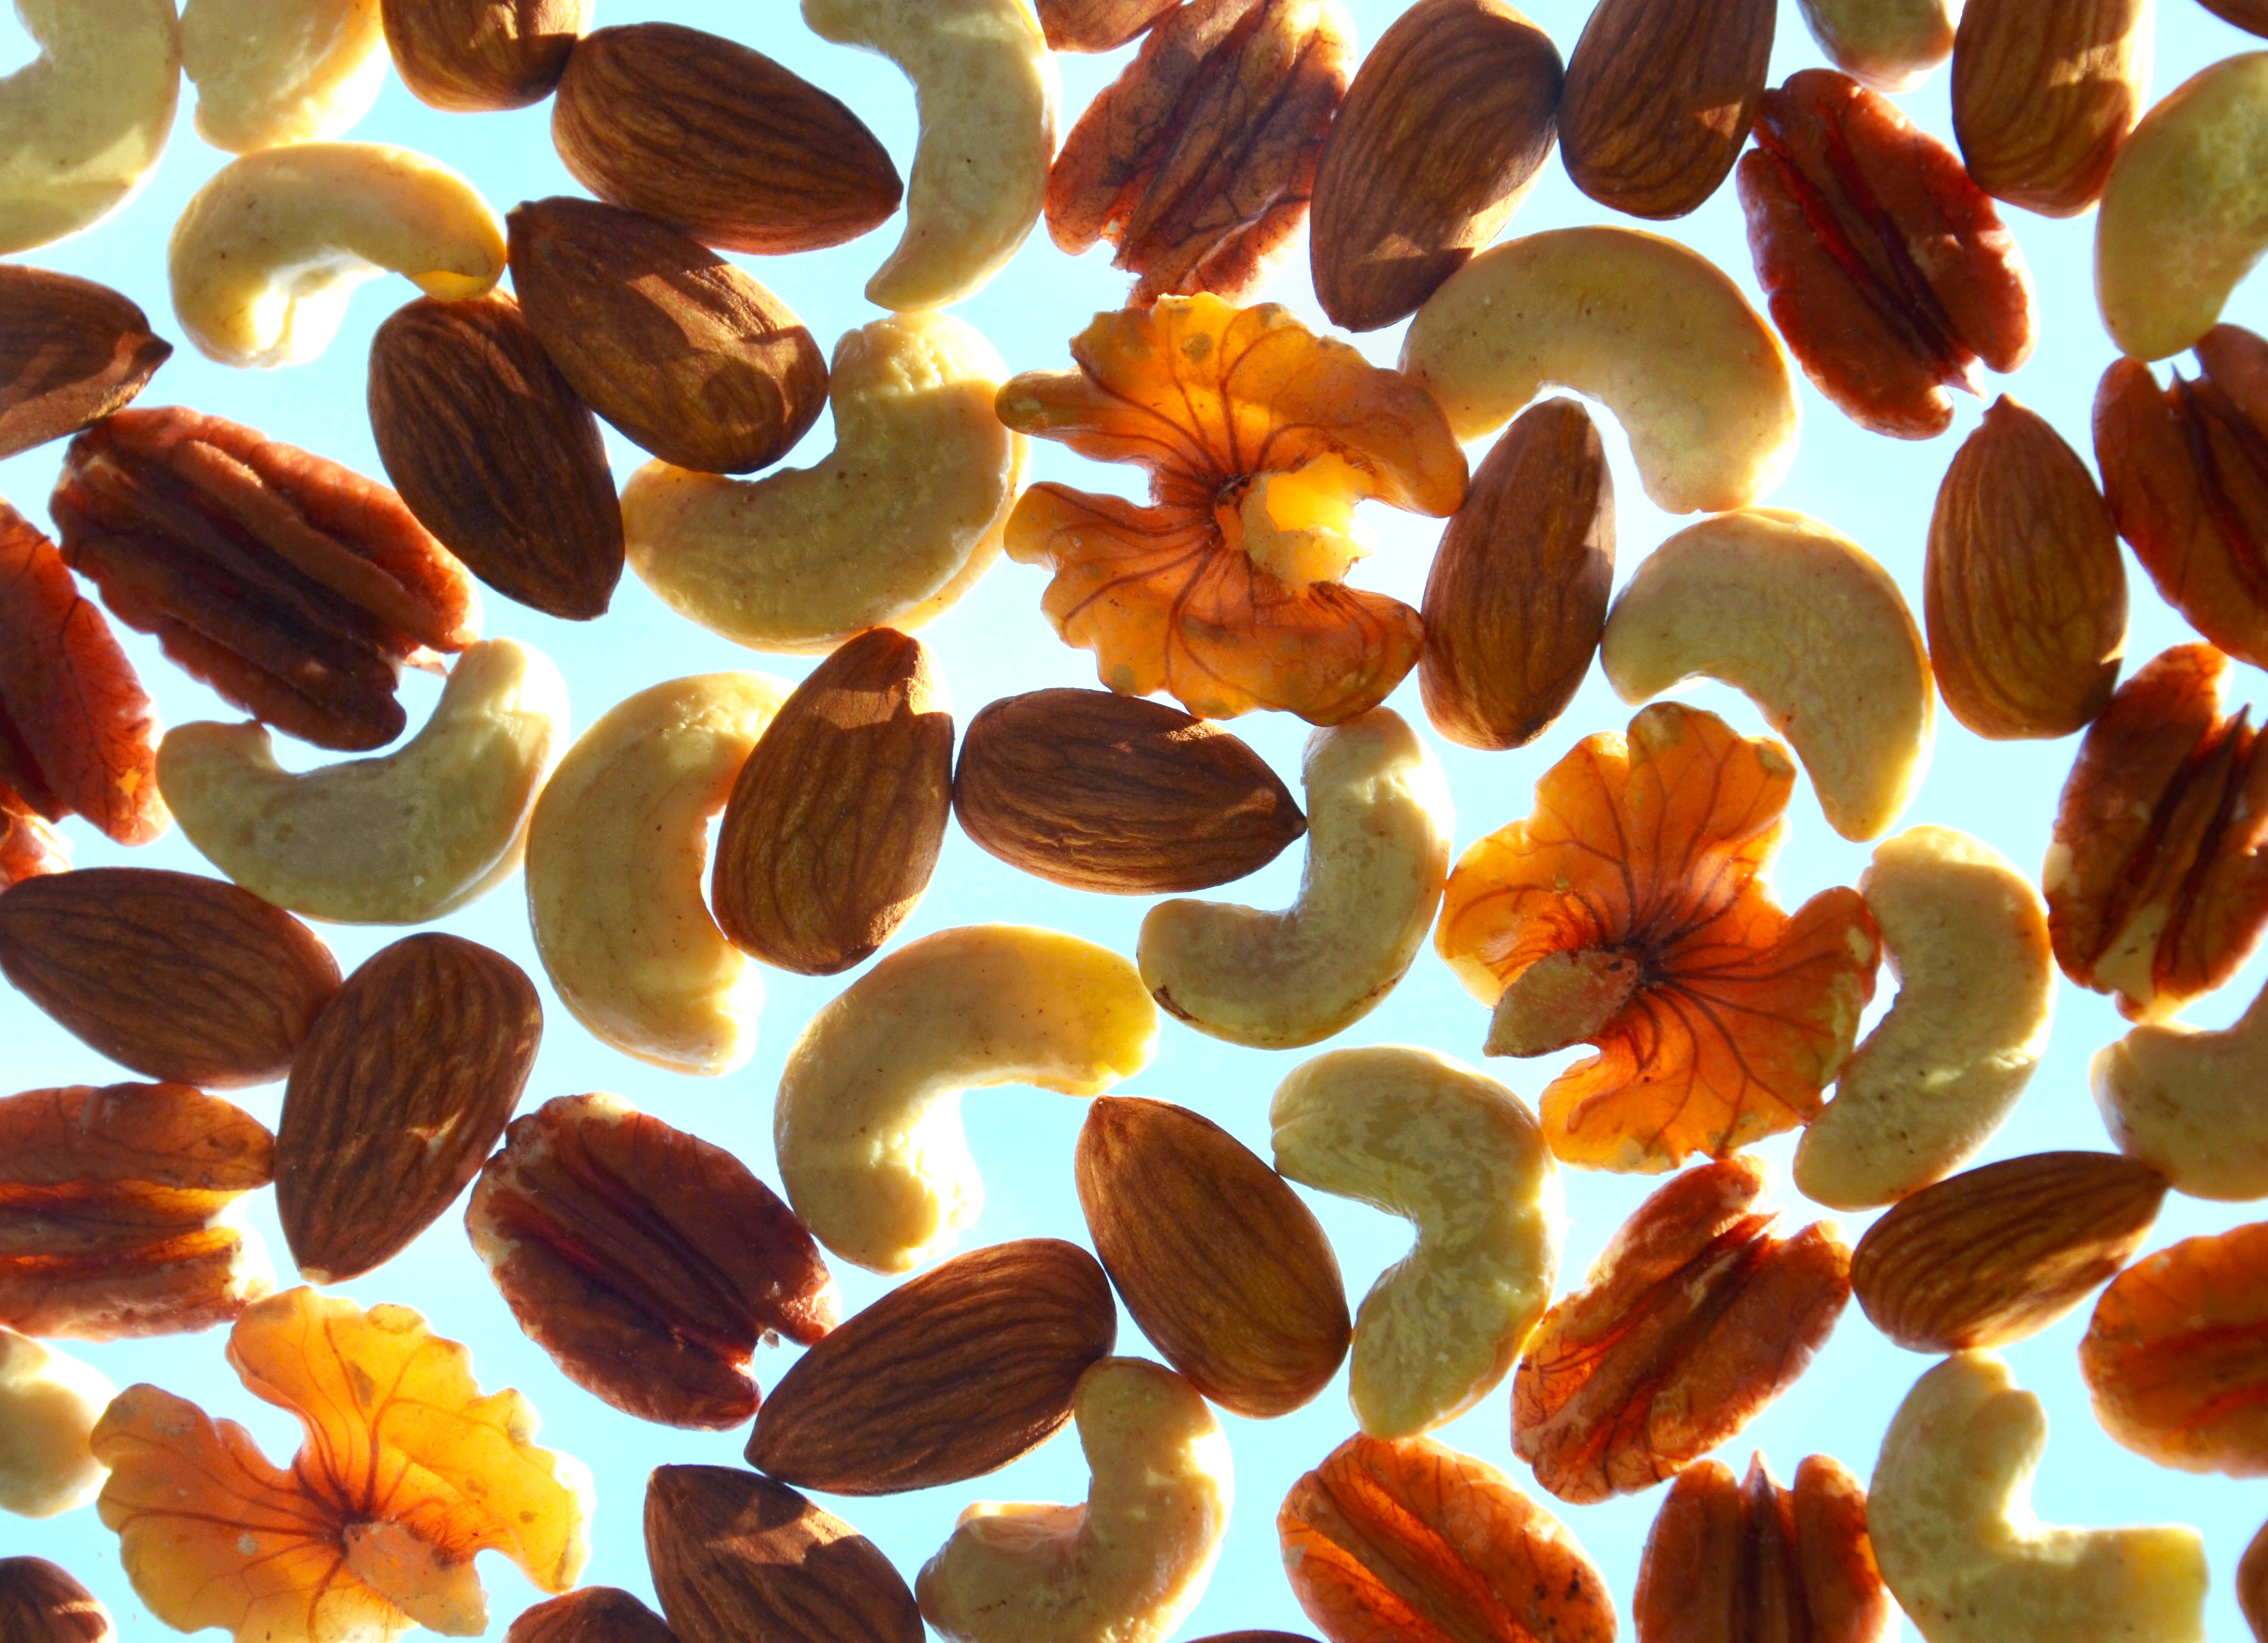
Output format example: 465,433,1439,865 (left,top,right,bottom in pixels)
0,267,169,460
1738,68,2035,439
369,292,624,621
0,794,68,889
48,406,481,752
0,1558,115,1643
383,0,589,111
1038,0,1180,50
1047,0,1353,304
508,197,829,477
551,23,901,256
468,1093,837,1430
2203,0,2268,33
507,1588,680,1643
746,1238,1116,1495
0,866,340,1087
0,1081,273,1339
1950,0,2149,217
2244,1519,2268,1641
953,688,1304,894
